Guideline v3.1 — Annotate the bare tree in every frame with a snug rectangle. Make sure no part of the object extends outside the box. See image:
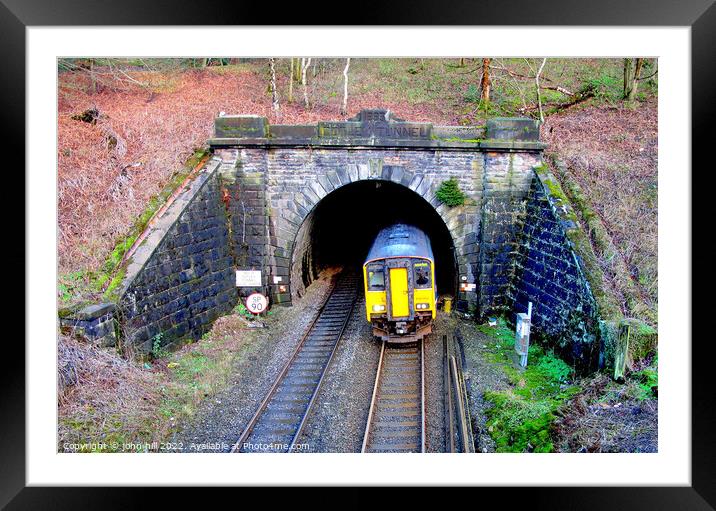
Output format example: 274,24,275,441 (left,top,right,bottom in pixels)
623,57,645,101
480,58,492,103
269,58,280,114
535,58,547,123
301,57,312,108
341,58,351,116
288,58,294,103
293,57,302,82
